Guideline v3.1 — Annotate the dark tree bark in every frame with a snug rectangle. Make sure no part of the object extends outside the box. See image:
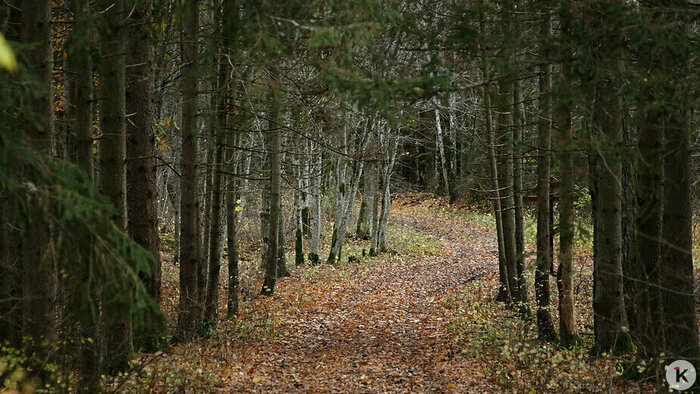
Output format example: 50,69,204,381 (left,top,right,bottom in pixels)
496,80,519,305
206,0,239,326
19,0,57,376
555,1,579,348
66,0,100,388
635,94,663,360
125,0,164,351
585,0,633,355
261,81,282,295
1,0,26,352
512,77,527,304
485,87,511,304
534,6,556,342
661,109,699,362
97,0,132,372
277,209,290,277
176,0,203,340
